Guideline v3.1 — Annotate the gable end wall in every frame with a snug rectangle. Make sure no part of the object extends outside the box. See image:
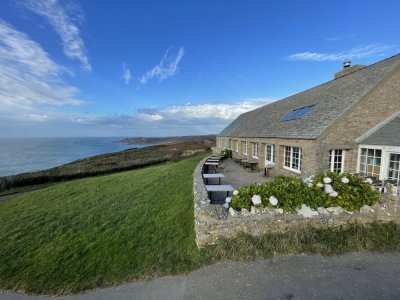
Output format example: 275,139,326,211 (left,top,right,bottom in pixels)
317,64,400,173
